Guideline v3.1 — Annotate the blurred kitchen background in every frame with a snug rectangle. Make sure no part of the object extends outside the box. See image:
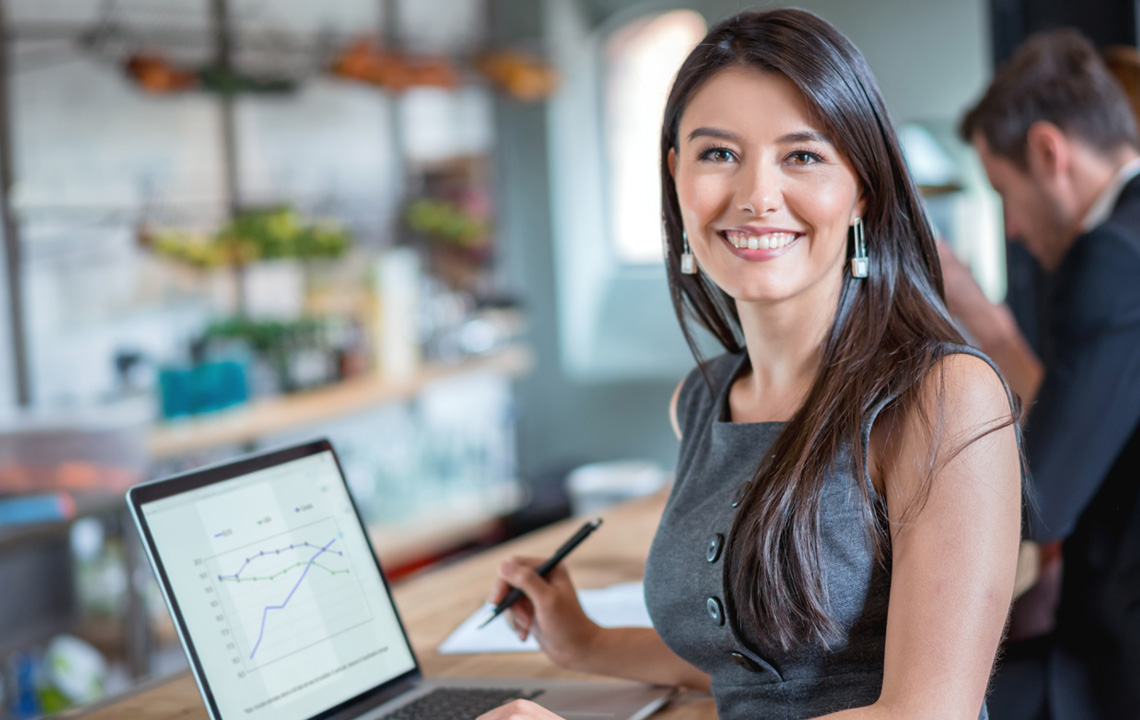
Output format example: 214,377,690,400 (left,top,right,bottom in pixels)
0,0,1128,715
